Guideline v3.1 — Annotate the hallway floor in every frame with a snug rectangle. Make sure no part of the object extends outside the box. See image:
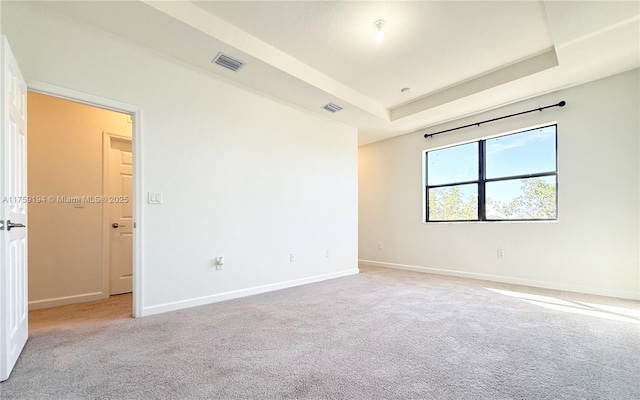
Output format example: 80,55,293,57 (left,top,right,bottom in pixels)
29,294,132,334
